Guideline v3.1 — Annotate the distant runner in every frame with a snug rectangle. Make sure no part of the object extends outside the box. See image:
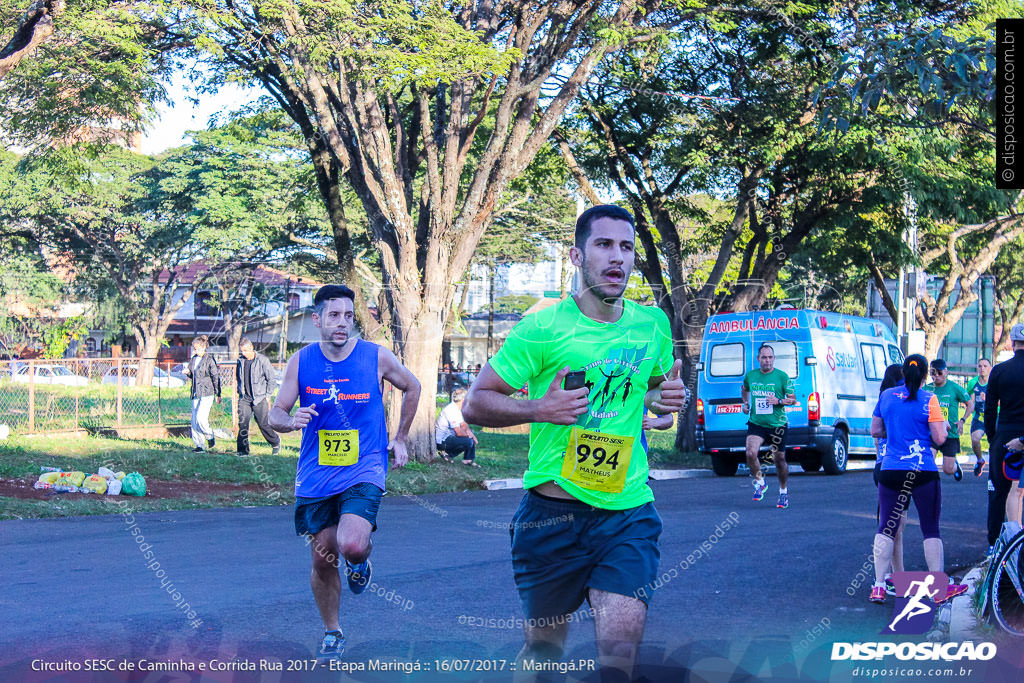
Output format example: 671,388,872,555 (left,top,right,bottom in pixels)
925,358,971,482
268,284,421,664
741,344,796,508
463,205,686,680
965,358,992,477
